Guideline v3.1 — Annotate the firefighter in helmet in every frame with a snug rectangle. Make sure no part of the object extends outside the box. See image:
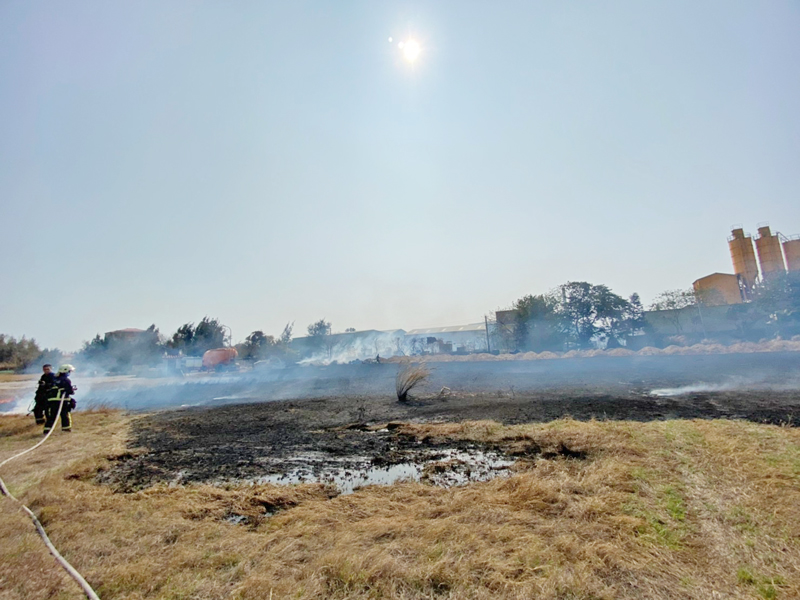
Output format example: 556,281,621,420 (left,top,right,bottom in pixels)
43,364,76,434
33,363,56,425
